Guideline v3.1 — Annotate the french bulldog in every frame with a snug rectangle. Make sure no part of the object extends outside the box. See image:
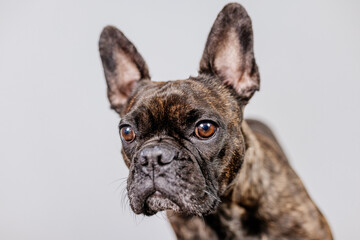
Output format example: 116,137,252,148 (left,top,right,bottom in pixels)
99,3,333,239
